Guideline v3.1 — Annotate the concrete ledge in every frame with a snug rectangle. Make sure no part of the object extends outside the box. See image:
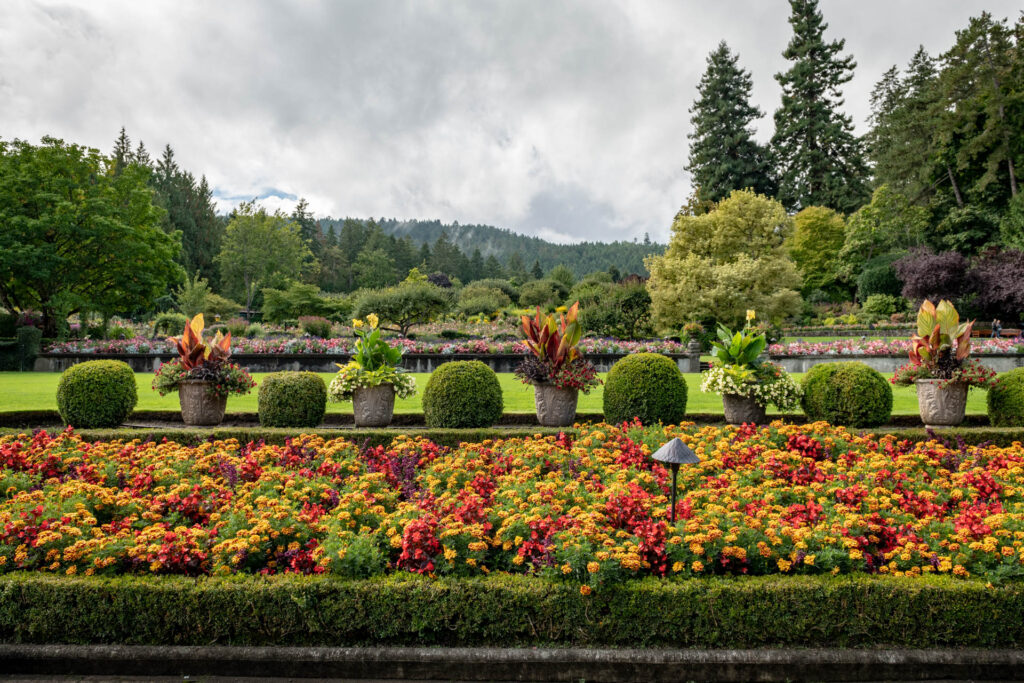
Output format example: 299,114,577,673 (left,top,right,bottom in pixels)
3,644,1024,681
